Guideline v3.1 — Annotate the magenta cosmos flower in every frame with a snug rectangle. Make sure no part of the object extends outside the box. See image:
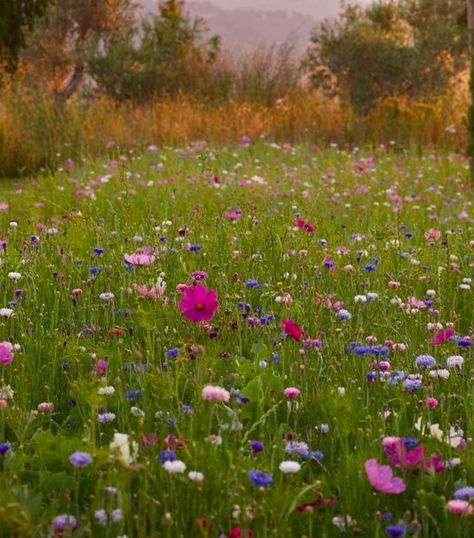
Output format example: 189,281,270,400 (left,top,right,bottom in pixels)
178,283,219,322
0,342,14,365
